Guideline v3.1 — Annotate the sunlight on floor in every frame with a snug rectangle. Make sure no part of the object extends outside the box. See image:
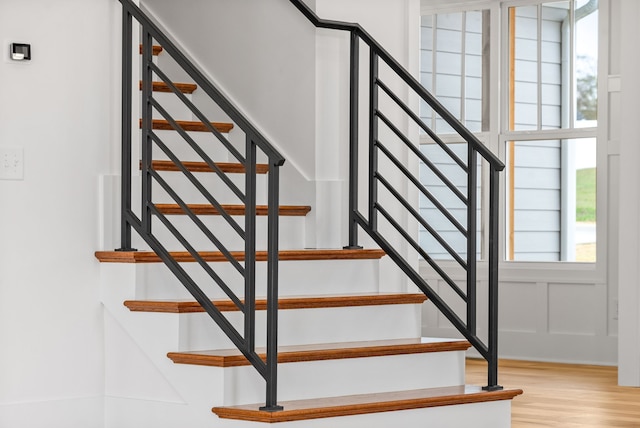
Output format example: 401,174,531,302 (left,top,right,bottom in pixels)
466,359,640,427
